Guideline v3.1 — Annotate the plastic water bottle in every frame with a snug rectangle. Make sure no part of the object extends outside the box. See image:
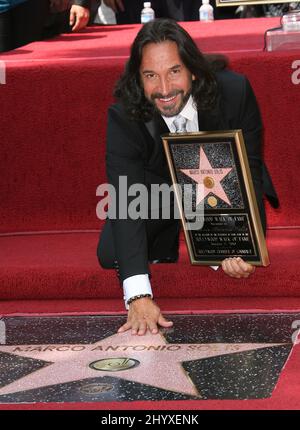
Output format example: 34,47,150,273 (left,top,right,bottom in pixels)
141,2,155,24
199,0,214,22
